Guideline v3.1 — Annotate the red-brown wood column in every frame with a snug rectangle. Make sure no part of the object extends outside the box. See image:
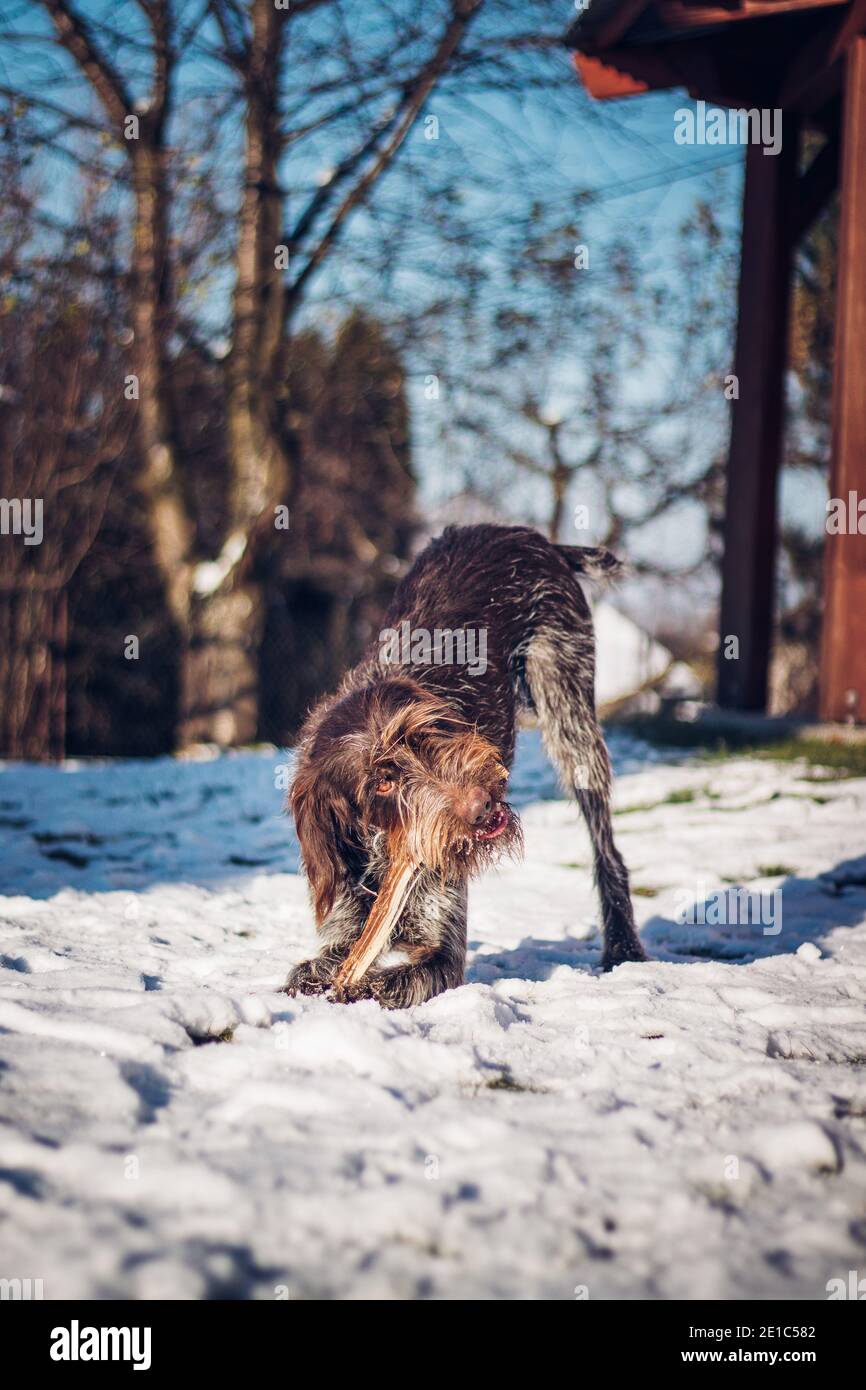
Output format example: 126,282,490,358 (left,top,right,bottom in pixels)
717,126,799,711
819,35,866,723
